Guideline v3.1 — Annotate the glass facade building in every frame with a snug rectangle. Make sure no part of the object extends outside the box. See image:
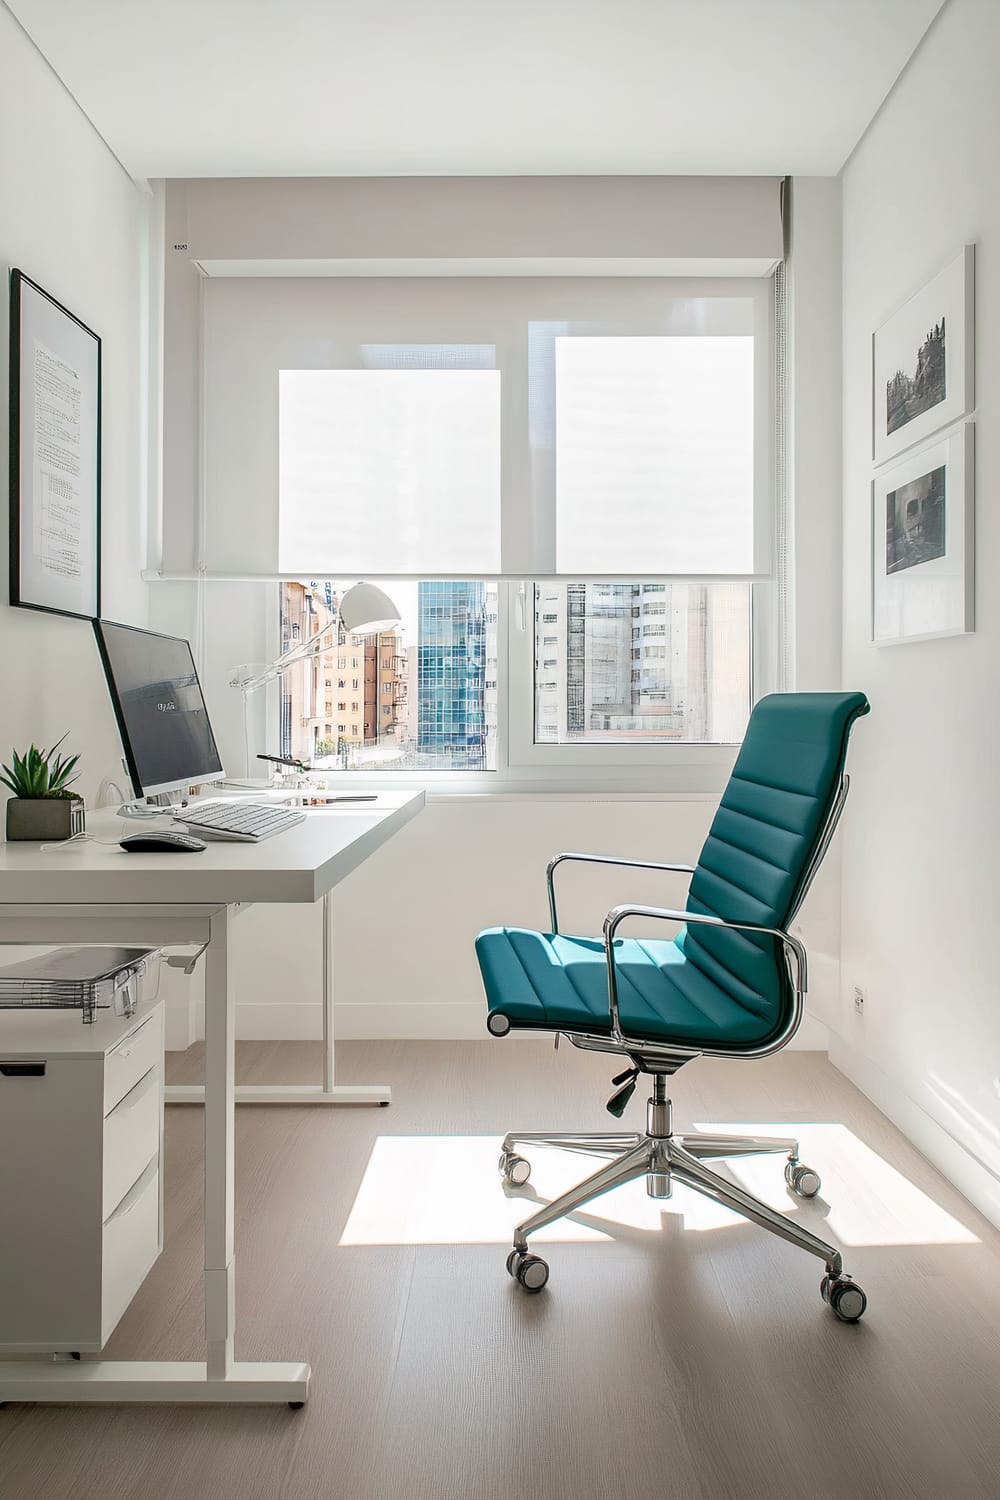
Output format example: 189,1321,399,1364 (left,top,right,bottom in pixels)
417,581,489,767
